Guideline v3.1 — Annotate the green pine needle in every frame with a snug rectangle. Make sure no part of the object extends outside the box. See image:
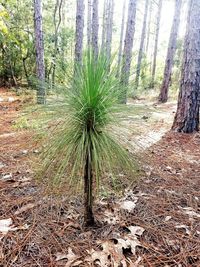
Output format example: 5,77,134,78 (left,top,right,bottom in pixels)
37,52,136,194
